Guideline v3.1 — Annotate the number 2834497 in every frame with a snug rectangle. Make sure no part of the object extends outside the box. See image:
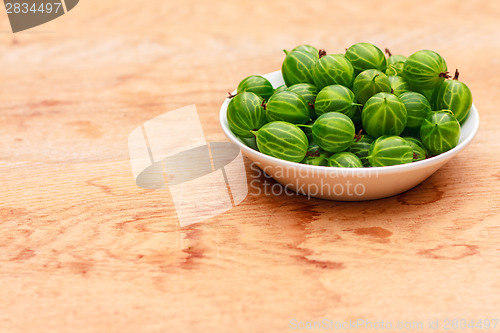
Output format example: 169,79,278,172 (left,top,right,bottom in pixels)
5,2,63,14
